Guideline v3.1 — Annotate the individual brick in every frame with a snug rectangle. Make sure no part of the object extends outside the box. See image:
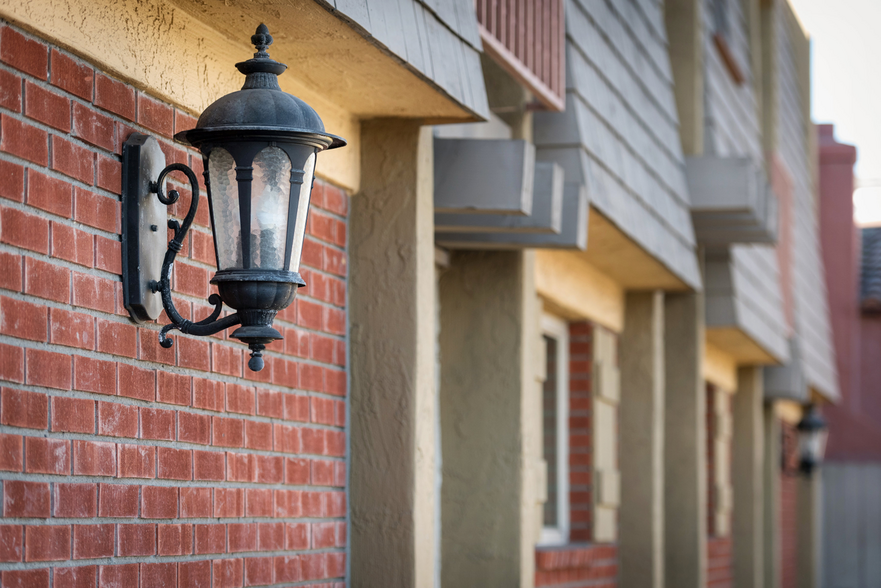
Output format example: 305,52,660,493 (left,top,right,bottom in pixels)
179,560,211,586
212,343,243,378
49,49,93,100
117,444,155,479
2,569,50,586
257,522,284,551
95,236,122,276
74,187,119,233
0,252,22,292
213,488,244,518
117,363,155,401
51,396,95,434
0,433,22,472
24,256,70,303
178,412,210,445
285,458,310,486
302,492,326,518
72,272,115,314
157,447,192,480
25,437,71,475
245,556,273,586
212,417,244,448
97,401,138,438
0,27,48,79
283,393,310,422
0,525,22,562
3,480,49,517
1,206,49,255
226,452,255,483
213,558,244,588
98,564,138,587
225,383,255,415
140,562,177,586
255,455,283,485
73,355,116,396
156,371,190,406
71,102,115,152
193,450,224,482
245,420,272,451
73,524,114,559
54,565,97,588
301,428,326,456
96,154,121,194
193,378,224,412
245,489,273,518
117,524,155,556
255,388,283,419
179,487,212,519
53,483,97,518
275,555,302,584
94,73,135,120
227,523,256,553
23,81,70,132
3,388,50,433
72,440,116,476
274,424,300,454
311,460,335,487
24,525,71,562
97,483,138,517
0,69,21,113
177,336,210,372
0,114,48,165
300,553,328,582
51,135,95,184
49,308,95,352
274,490,302,519
137,93,173,136
312,522,337,549
157,523,192,556
140,407,174,440
141,485,177,518
194,524,225,555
